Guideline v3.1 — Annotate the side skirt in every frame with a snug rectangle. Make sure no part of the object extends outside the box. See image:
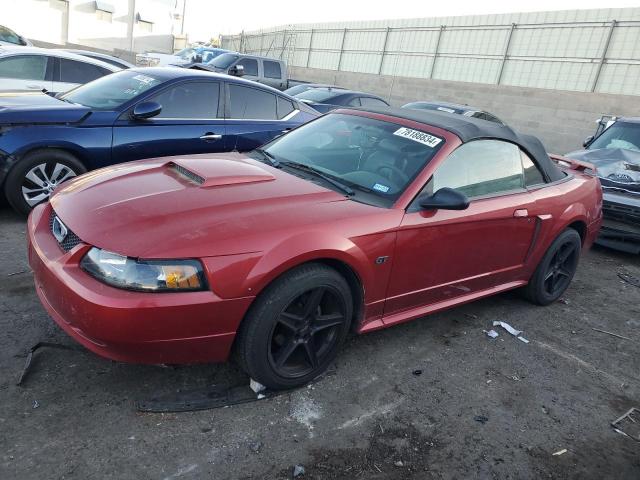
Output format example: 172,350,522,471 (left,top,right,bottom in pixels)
359,280,527,334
